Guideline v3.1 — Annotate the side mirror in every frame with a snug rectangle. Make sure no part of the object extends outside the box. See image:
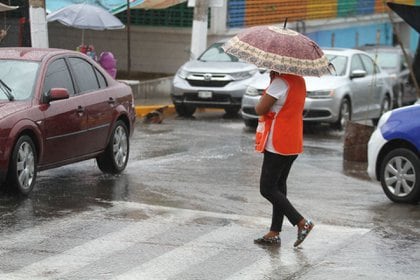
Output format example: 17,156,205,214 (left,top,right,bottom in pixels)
258,68,268,74
47,88,69,102
350,70,367,79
